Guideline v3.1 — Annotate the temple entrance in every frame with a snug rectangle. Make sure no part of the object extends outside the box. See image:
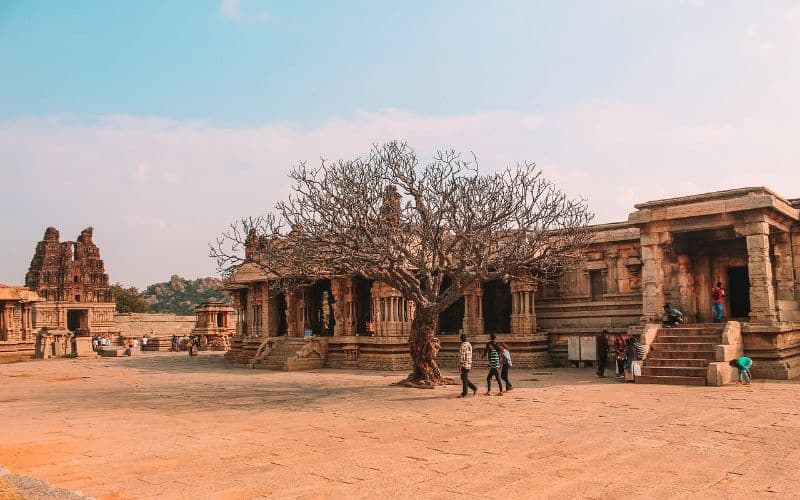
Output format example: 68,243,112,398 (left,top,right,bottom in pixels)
354,278,373,336
483,279,511,334
438,277,464,334
67,309,87,333
727,267,751,318
306,280,335,336
274,292,288,335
